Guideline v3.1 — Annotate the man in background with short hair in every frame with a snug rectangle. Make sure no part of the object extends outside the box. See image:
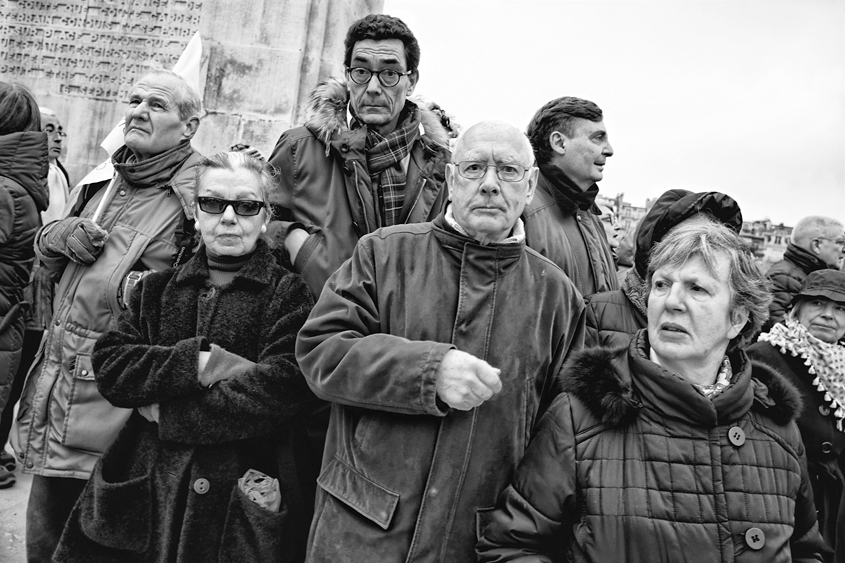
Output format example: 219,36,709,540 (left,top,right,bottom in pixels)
765,215,844,330
524,96,617,297
269,13,451,299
